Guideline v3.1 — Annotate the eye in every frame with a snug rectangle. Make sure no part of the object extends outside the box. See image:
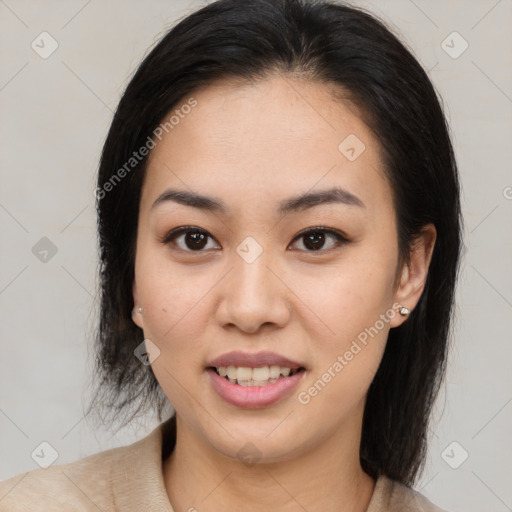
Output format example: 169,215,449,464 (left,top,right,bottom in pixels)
289,227,348,252
160,226,220,251
160,225,349,253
